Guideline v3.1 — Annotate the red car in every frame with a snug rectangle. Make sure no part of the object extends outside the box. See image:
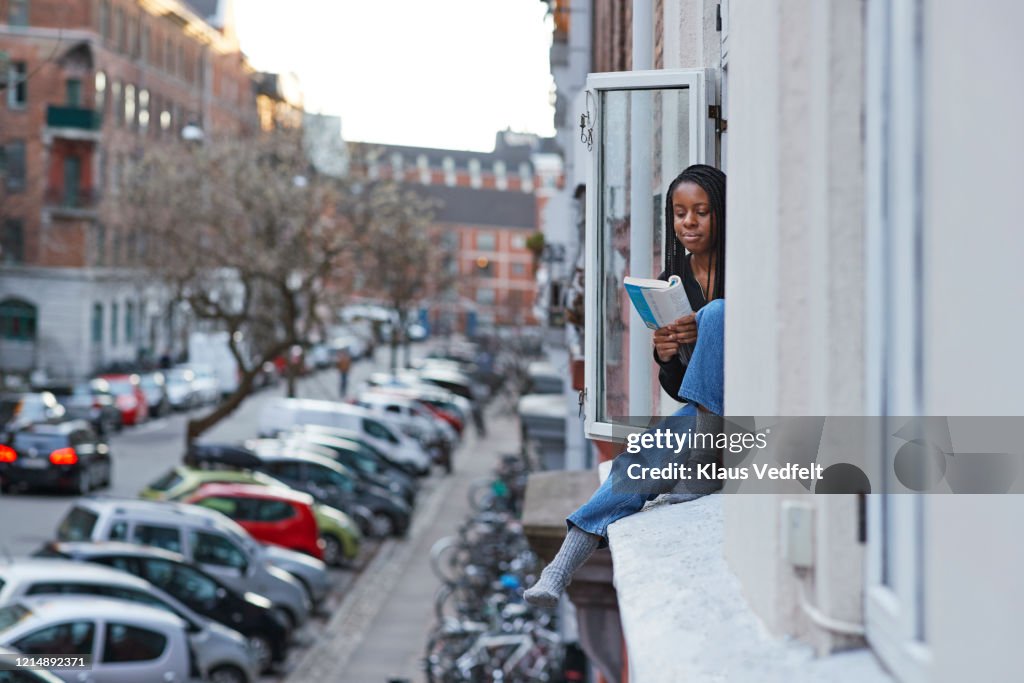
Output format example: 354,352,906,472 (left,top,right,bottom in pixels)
98,374,149,426
186,483,323,560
